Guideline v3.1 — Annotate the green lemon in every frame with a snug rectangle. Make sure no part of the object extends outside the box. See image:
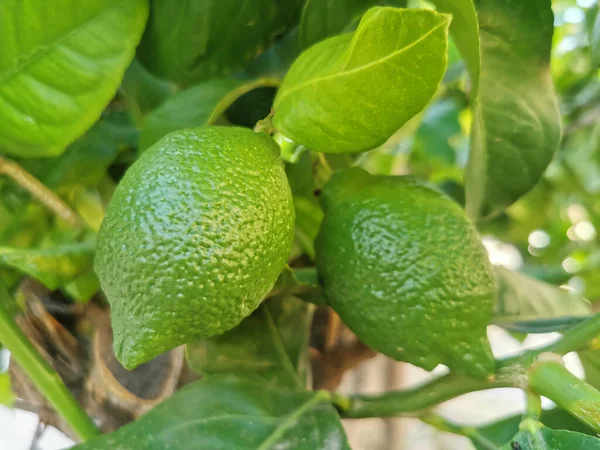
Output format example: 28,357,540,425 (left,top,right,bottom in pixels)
316,168,495,378
95,126,294,369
